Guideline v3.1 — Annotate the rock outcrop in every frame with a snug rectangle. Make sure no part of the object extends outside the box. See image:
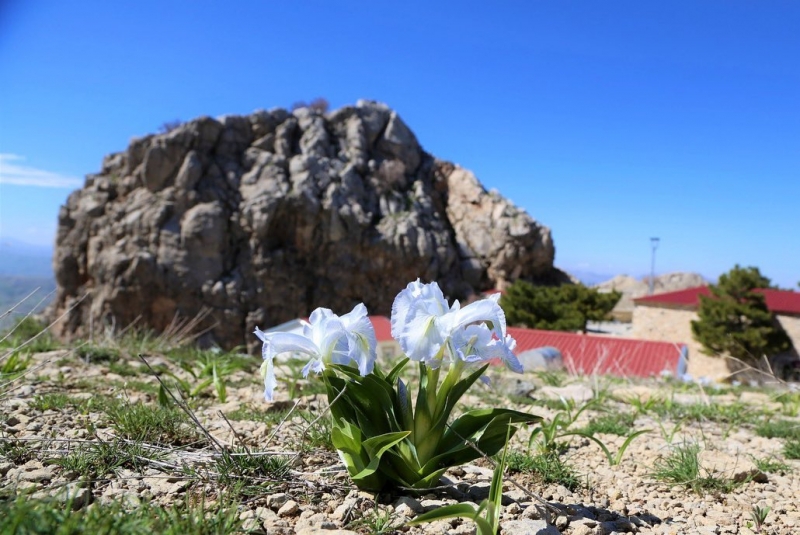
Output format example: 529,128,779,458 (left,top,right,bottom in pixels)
596,272,708,321
48,101,563,351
